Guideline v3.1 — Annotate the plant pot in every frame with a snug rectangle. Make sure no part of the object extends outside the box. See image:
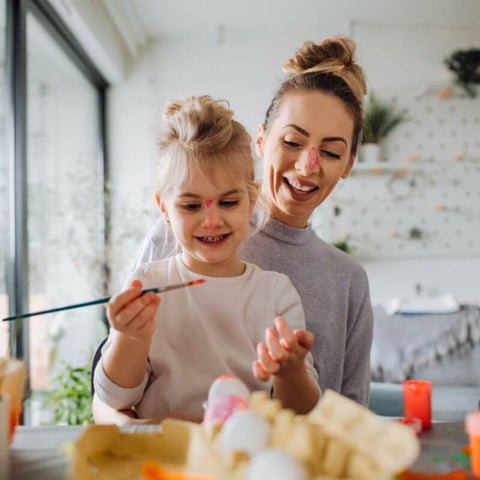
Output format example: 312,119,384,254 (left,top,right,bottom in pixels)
360,143,381,163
